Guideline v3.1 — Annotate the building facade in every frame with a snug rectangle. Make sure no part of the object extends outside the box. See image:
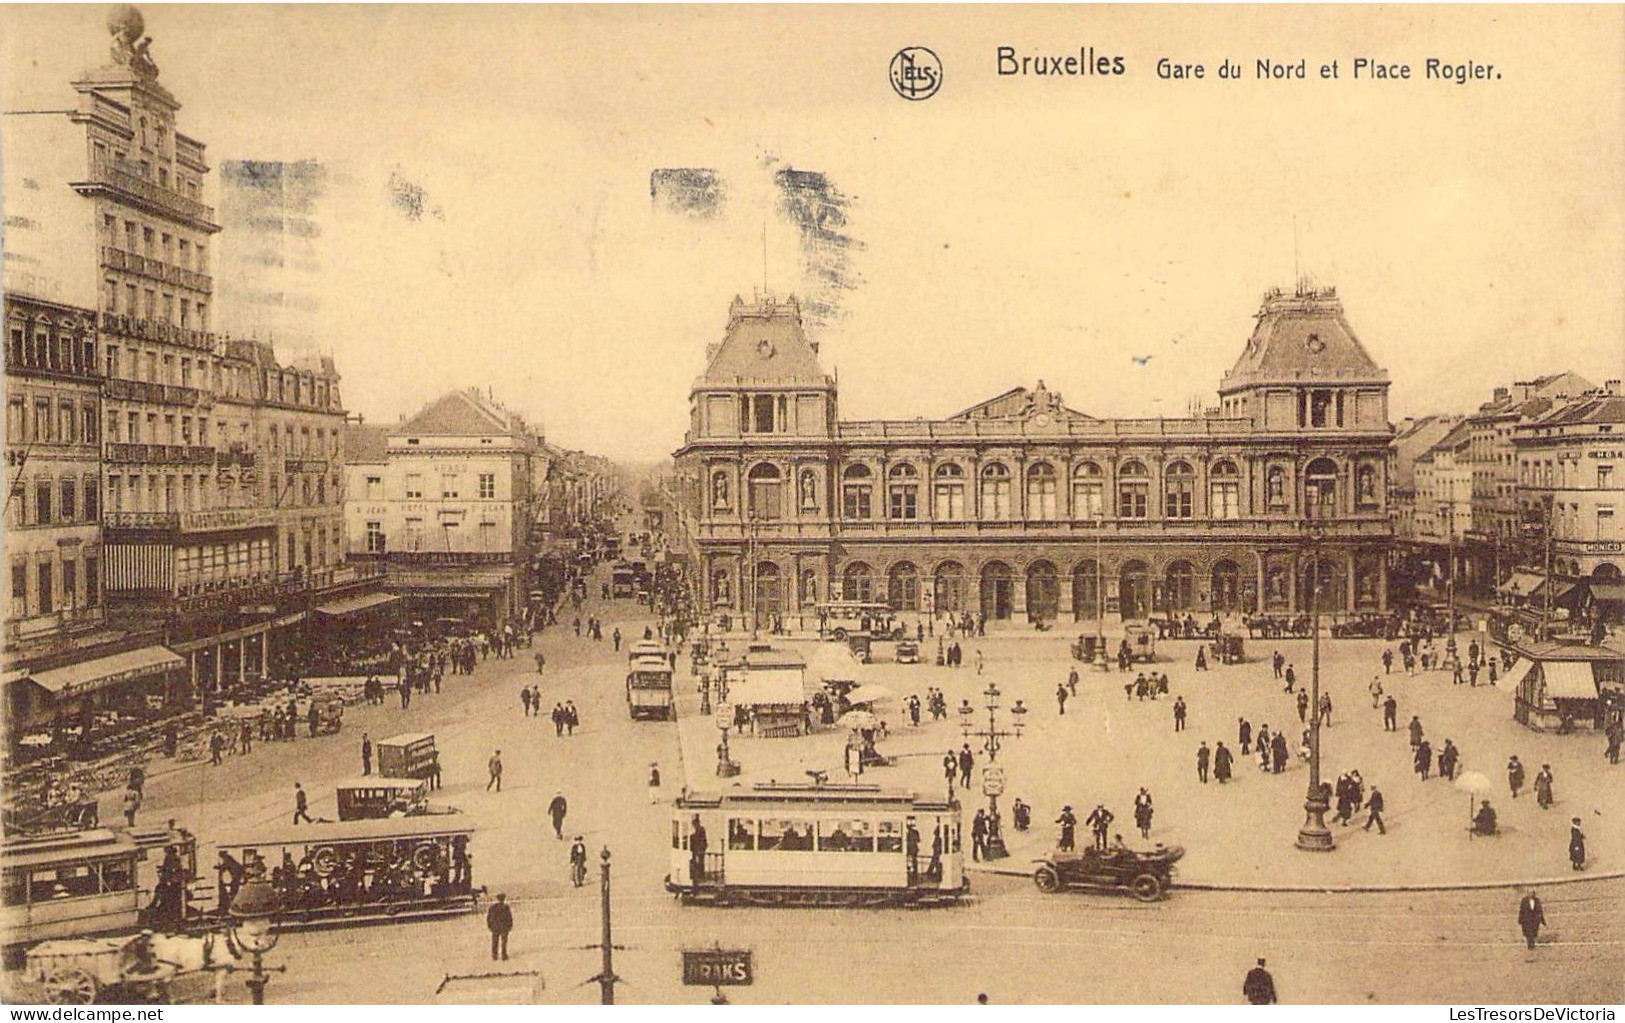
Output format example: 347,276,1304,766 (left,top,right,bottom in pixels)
4,294,106,660
673,287,1395,627
3,9,373,708
1514,389,1625,586
344,390,538,625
